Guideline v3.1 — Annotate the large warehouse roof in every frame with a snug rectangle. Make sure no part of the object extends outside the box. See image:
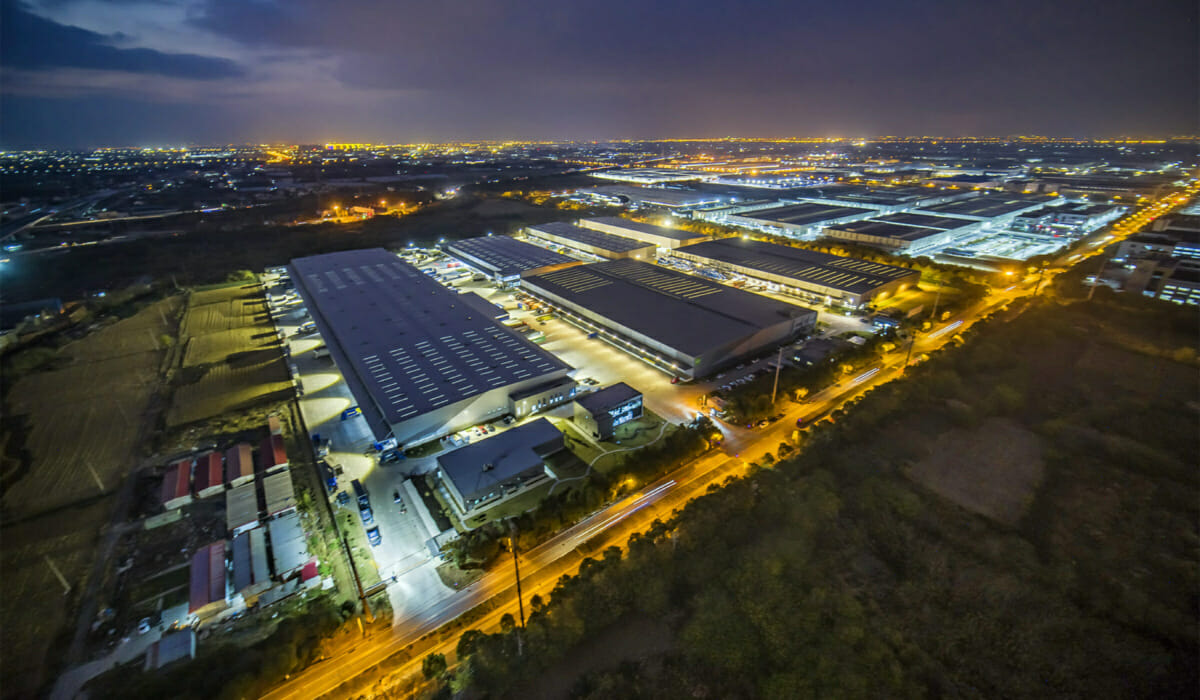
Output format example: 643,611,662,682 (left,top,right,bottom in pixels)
444,236,578,278
289,249,570,434
522,259,807,357
918,195,1052,219
826,220,948,243
737,202,875,227
527,221,651,254
873,212,978,230
582,217,704,242
674,238,918,296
